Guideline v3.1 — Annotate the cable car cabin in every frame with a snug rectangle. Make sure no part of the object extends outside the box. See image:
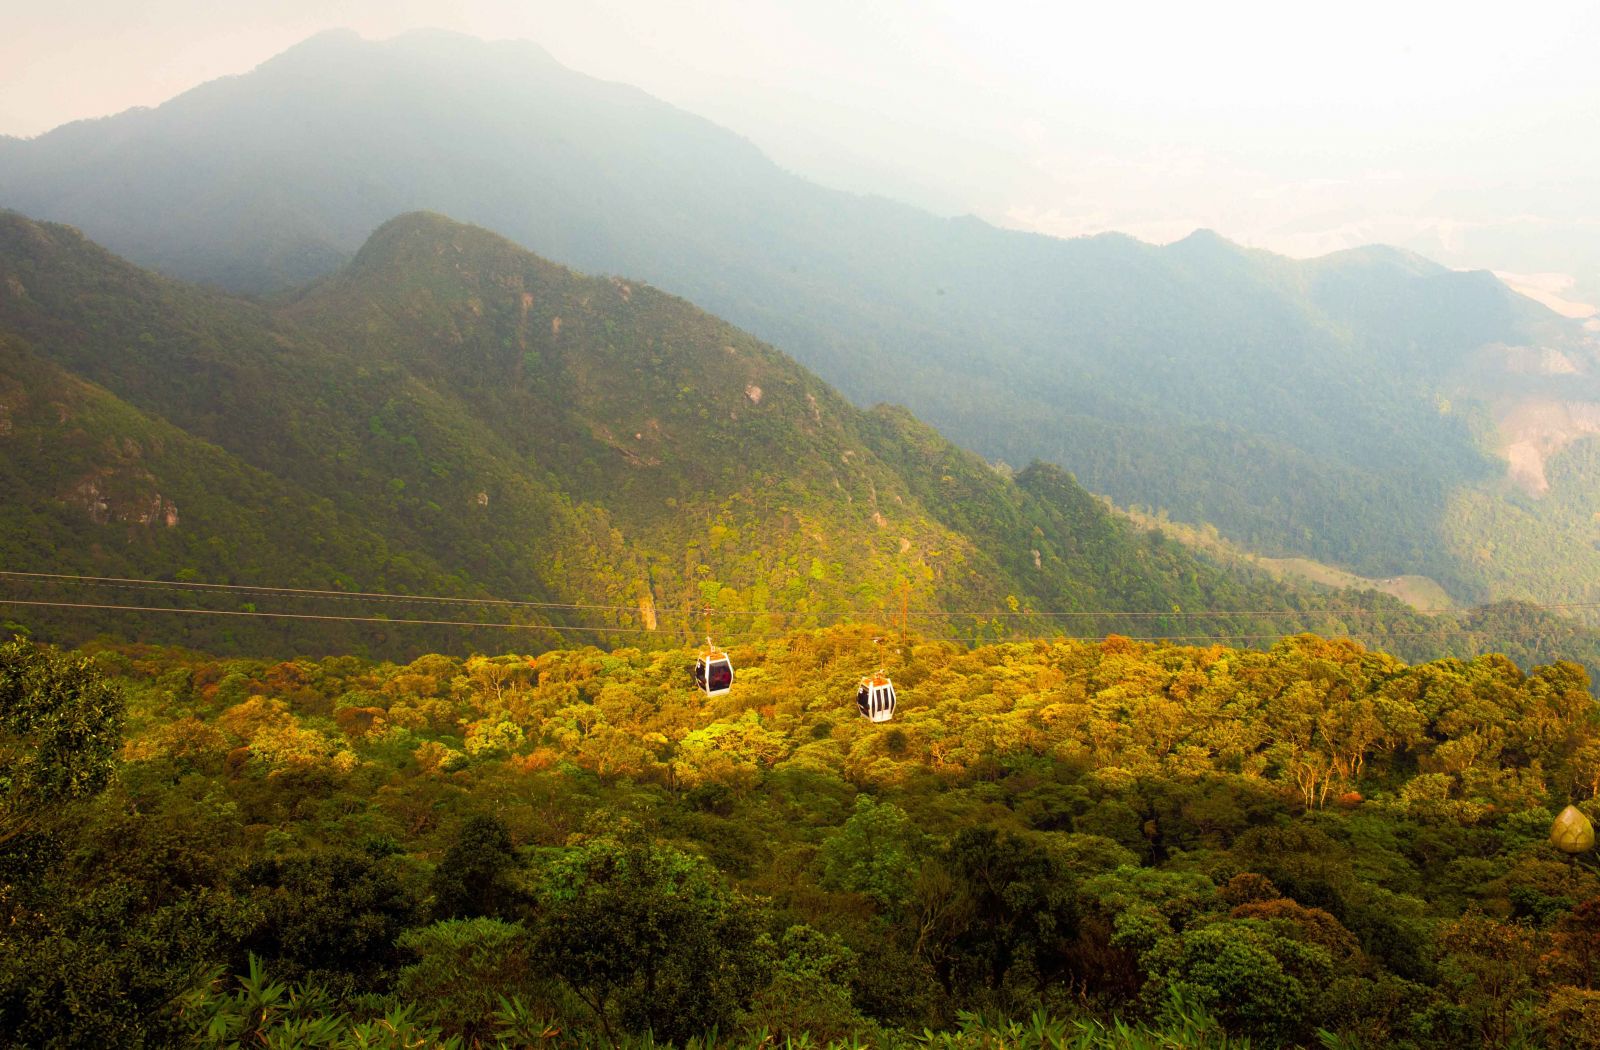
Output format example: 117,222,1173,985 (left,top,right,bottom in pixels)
856,673,896,723
693,646,734,697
